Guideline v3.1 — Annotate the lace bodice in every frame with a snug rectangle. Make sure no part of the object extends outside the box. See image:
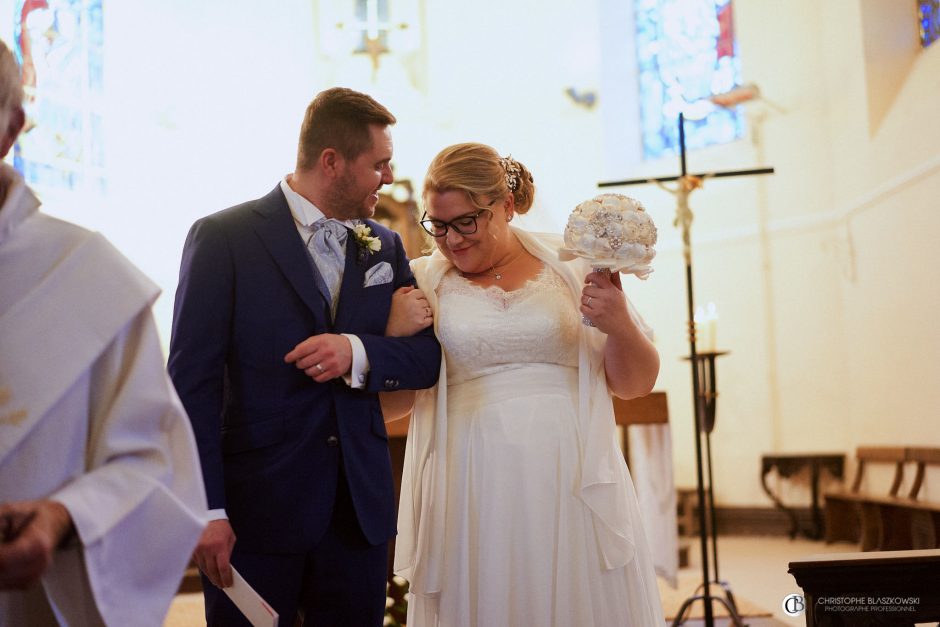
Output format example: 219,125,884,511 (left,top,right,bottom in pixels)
436,265,580,385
